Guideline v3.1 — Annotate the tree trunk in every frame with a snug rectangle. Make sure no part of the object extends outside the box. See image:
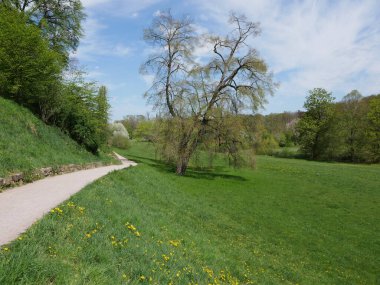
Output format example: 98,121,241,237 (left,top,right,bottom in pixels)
176,154,190,175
